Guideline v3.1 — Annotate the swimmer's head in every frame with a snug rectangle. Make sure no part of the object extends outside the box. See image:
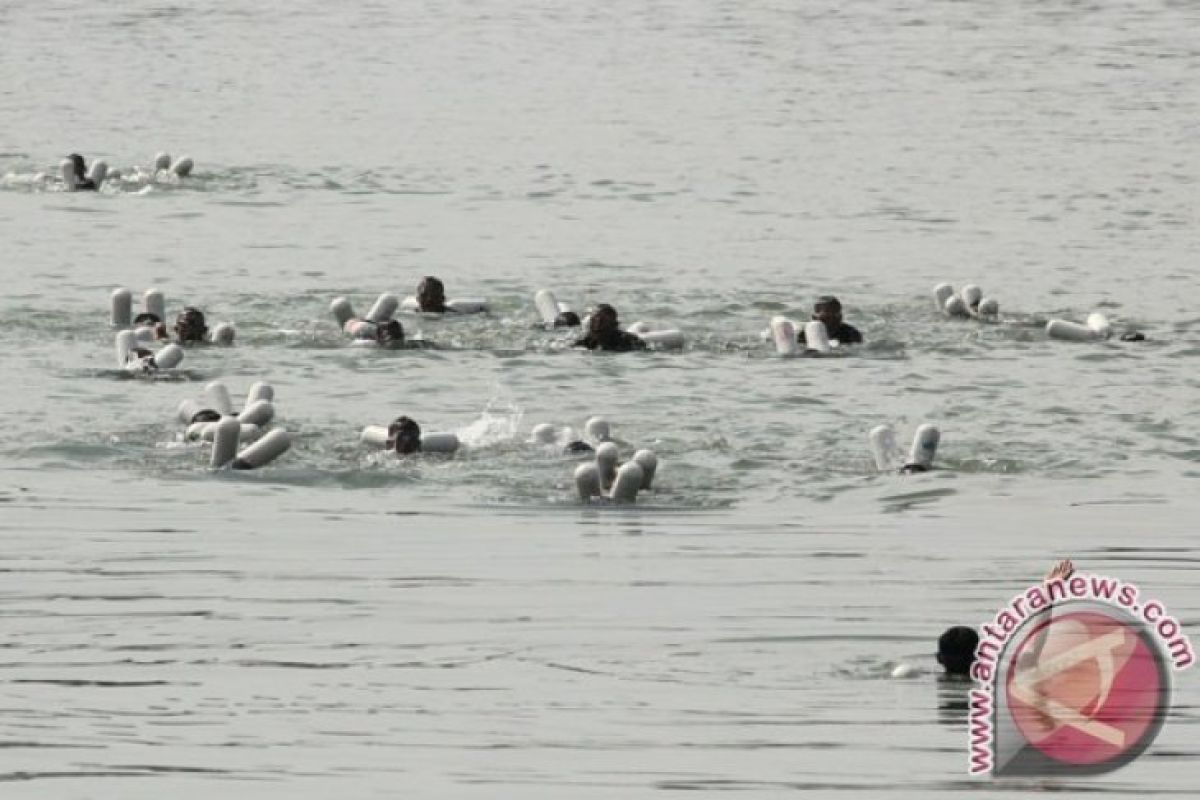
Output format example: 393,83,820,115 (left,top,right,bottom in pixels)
68,153,87,179
376,319,405,346
387,415,422,455
133,312,161,326
417,276,446,312
936,625,979,676
174,307,208,343
813,295,843,329
589,303,619,335
554,310,581,328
